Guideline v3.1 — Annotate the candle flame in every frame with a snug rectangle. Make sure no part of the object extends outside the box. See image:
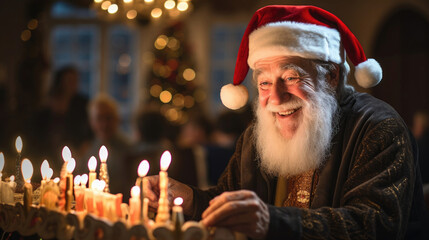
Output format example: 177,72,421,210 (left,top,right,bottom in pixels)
21,158,33,182
138,160,150,177
10,175,15,182
15,136,23,154
99,145,108,163
174,197,183,206
81,174,88,186
53,177,60,183
41,160,50,180
160,150,171,171
62,146,72,162
91,179,100,190
66,158,76,173
88,156,97,171
0,152,4,172
74,175,81,186
47,168,53,180
99,180,106,191
131,185,140,198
